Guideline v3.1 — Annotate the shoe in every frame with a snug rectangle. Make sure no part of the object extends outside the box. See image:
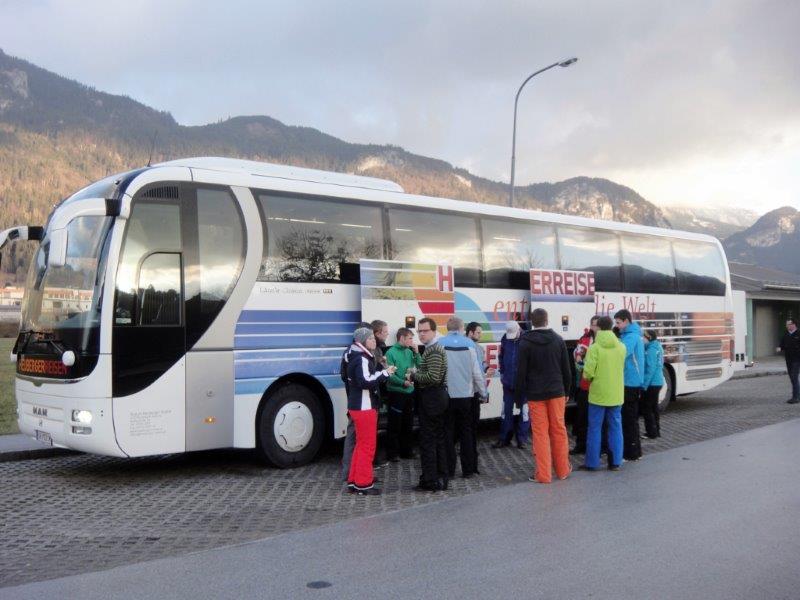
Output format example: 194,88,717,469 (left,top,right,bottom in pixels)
528,475,549,483
516,442,529,450
608,464,621,471
354,487,381,496
578,465,599,472
492,441,510,449
569,447,586,455
374,460,389,468
787,398,800,404
414,482,440,493
346,483,356,493
440,477,449,491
